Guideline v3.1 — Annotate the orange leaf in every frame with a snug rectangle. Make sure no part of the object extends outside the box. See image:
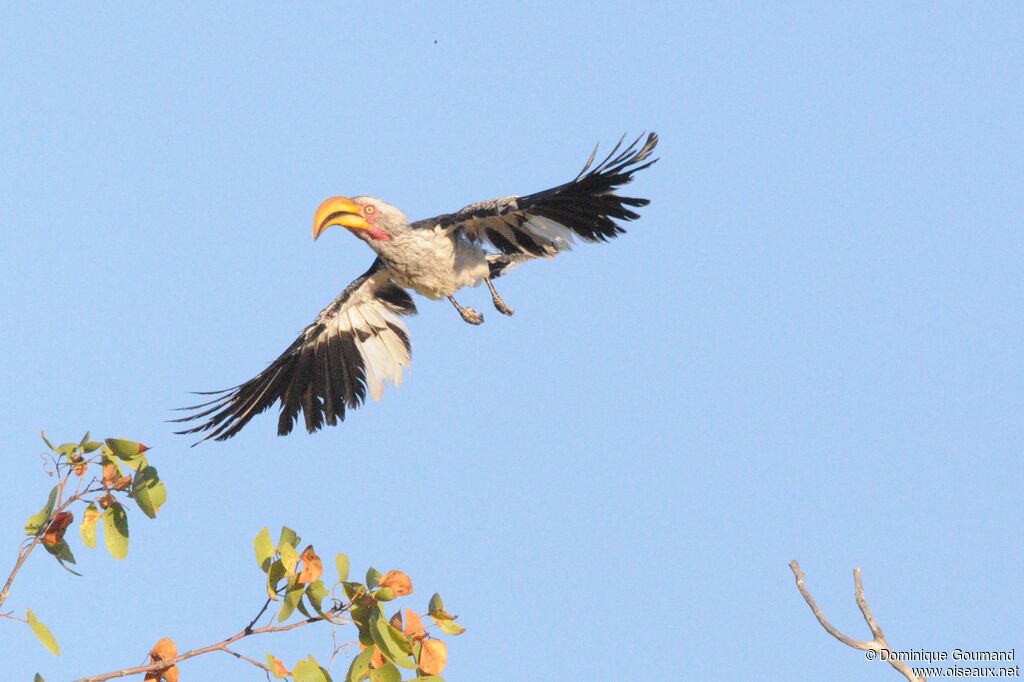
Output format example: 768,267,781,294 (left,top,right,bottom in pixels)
163,665,180,682
98,494,116,509
371,644,387,669
403,609,426,641
113,475,132,491
71,455,87,477
378,570,413,597
150,636,178,661
268,655,289,677
419,639,448,675
297,545,323,585
42,511,73,547
102,463,118,487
